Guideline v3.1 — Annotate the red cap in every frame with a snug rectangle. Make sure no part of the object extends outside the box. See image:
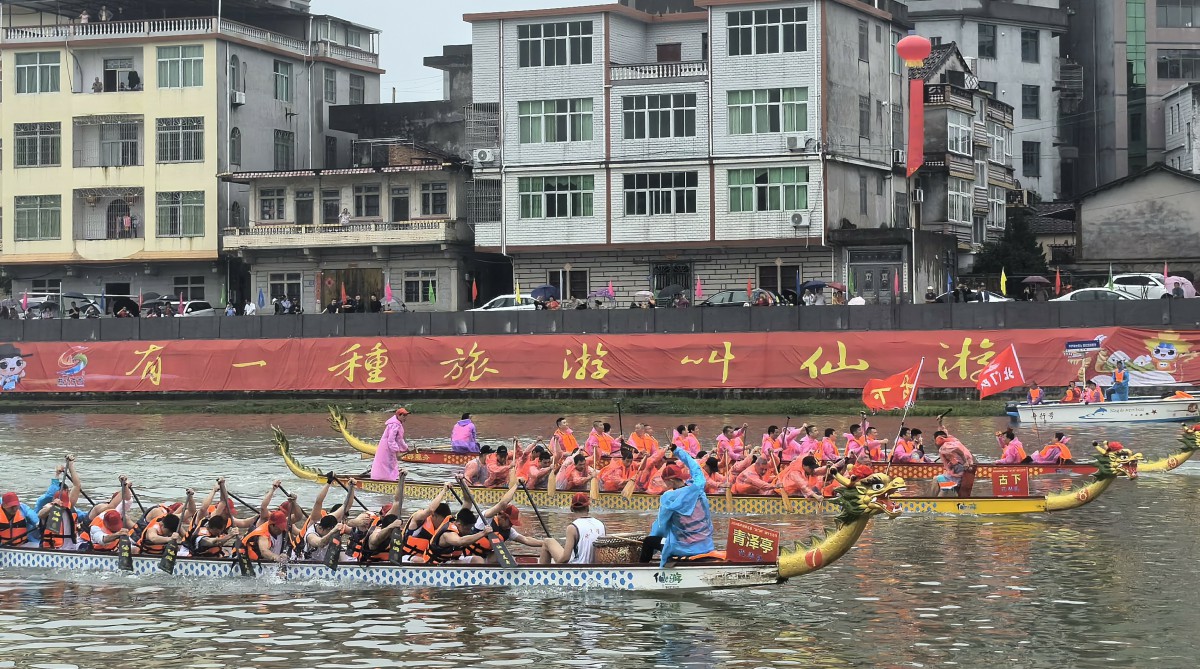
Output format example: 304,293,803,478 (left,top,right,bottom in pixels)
102,509,122,532
661,462,689,482
570,492,590,511
851,464,874,480
1105,441,1125,452
395,407,410,416
55,490,71,504
279,500,293,514
1,492,18,507
502,504,521,526
380,503,394,516
166,502,182,514
269,510,288,530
